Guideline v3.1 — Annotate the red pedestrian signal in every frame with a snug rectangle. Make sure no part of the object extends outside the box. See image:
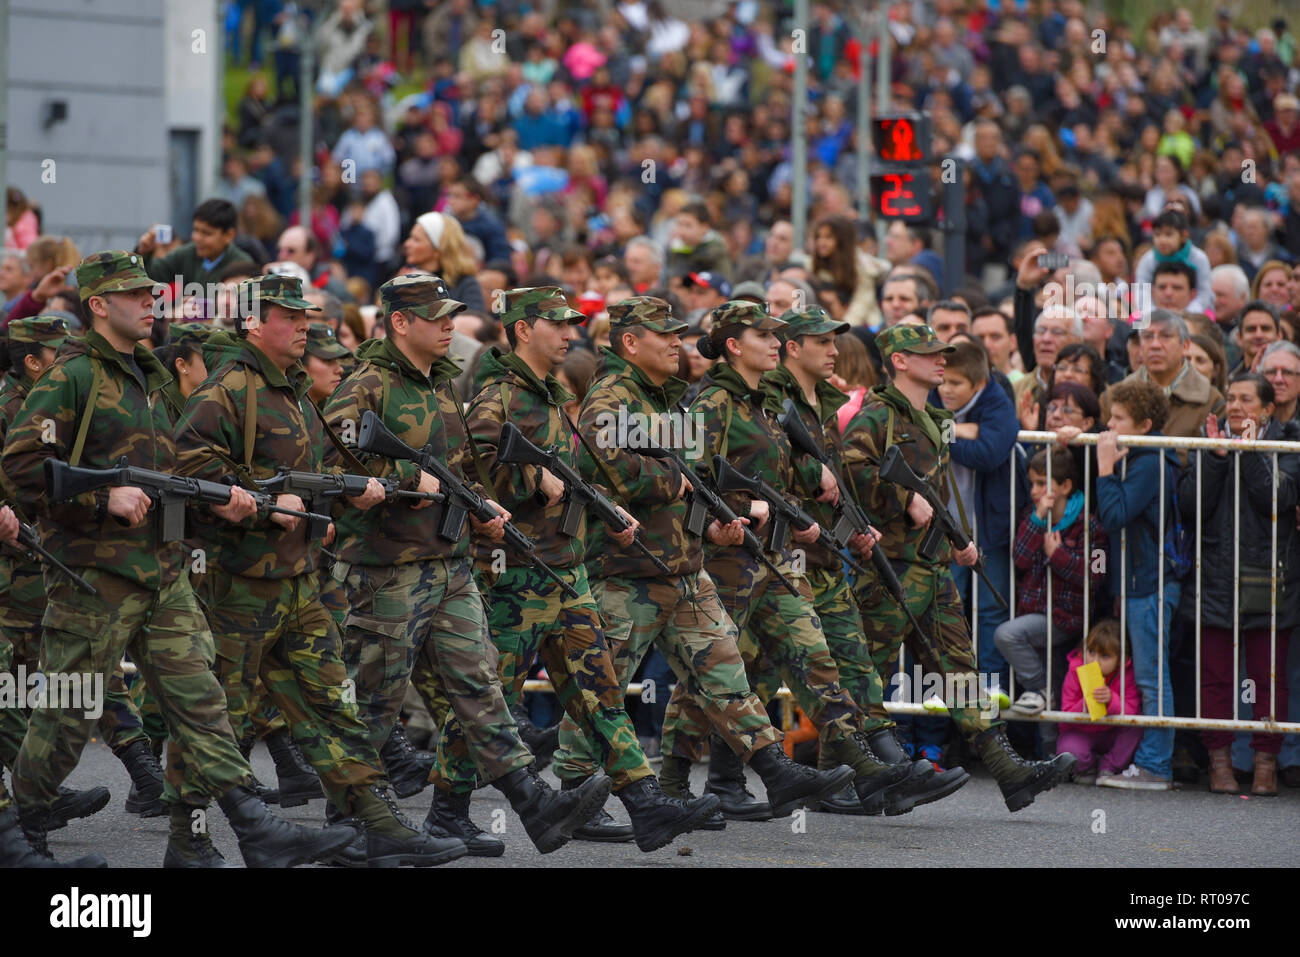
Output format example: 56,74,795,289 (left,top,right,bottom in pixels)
872,114,930,164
